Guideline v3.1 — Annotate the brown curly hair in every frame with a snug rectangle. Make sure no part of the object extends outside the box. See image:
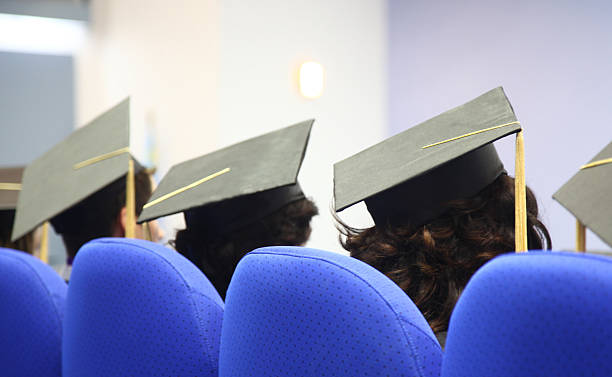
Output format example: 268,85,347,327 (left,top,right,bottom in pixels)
172,197,318,299
338,174,551,333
